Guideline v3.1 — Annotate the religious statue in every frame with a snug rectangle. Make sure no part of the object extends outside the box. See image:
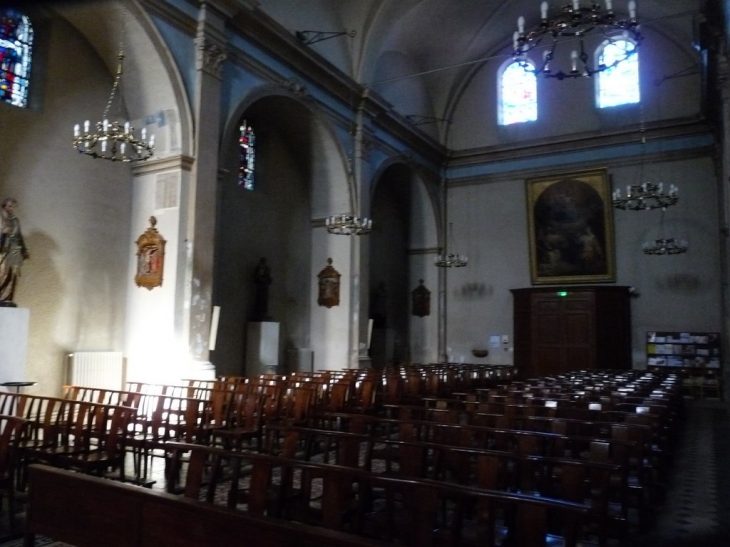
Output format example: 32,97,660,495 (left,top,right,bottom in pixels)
253,257,272,321
0,197,29,307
